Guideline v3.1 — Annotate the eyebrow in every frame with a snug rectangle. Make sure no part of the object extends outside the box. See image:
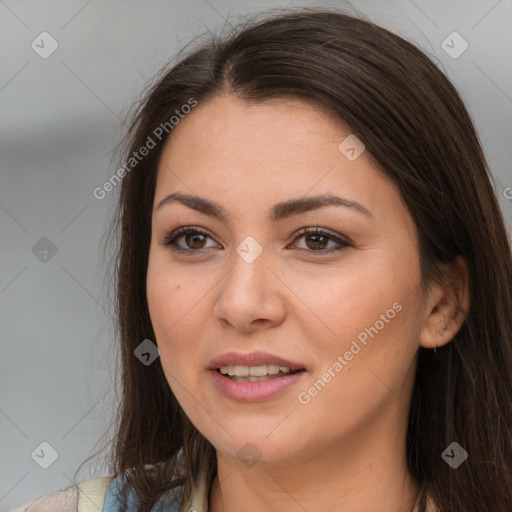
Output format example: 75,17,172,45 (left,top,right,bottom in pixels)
155,192,373,221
